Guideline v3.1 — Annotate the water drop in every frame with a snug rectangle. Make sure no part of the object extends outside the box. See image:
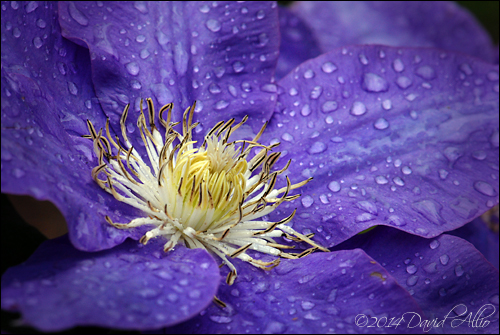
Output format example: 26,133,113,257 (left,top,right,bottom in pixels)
301,301,315,310
406,275,418,286
472,151,487,160
68,2,89,26
199,4,210,13
402,166,412,175
439,254,449,265
350,102,366,116
25,1,38,13
473,181,496,196
36,18,46,28
310,86,322,99
126,62,140,76
33,36,43,48
356,213,375,222
281,133,293,142
320,101,337,113
439,288,447,297
459,63,473,75
206,19,221,32
136,35,146,43
67,81,78,95
396,76,412,89
303,69,315,79
321,62,337,73
232,61,245,73
328,181,341,192
301,104,311,116
411,199,444,225
215,100,229,110
209,83,221,94
308,142,326,154
301,195,314,208
374,118,389,130
406,264,417,274
375,175,388,185
415,65,435,80
393,177,405,186
209,315,232,324
454,264,464,277
359,54,369,65
362,73,389,92
392,58,405,72
13,27,21,38
429,240,440,249
382,99,392,110
439,169,449,180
